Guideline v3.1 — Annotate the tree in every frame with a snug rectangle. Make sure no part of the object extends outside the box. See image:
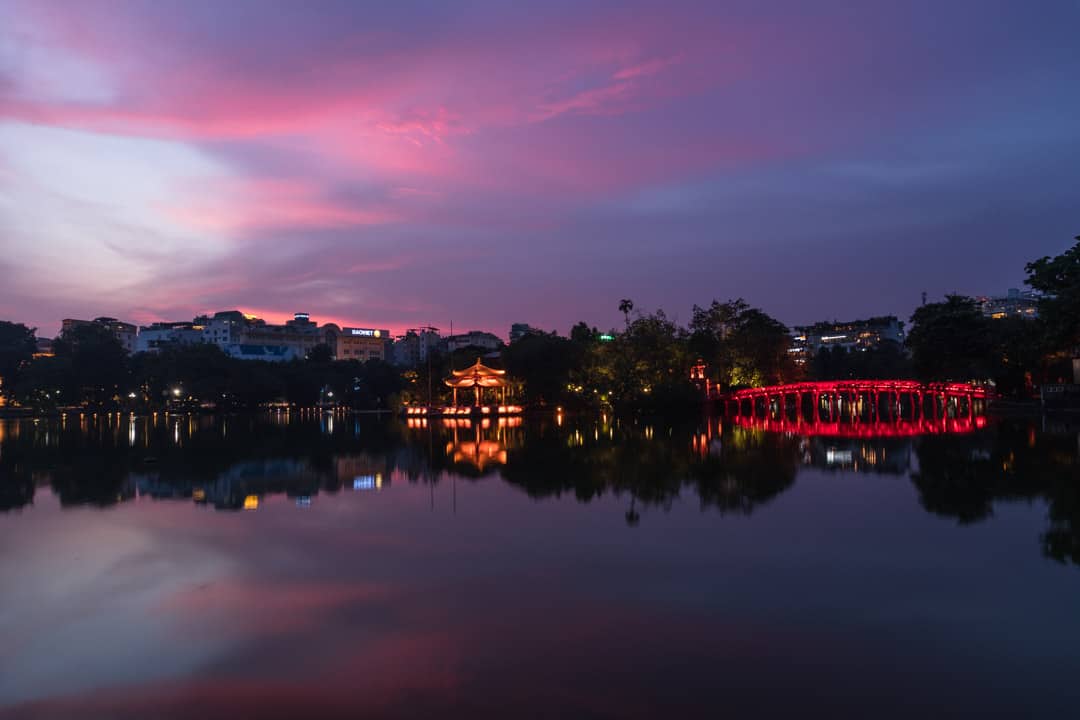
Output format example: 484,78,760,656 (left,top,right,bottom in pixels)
809,340,912,381
689,299,796,388
988,316,1043,397
1025,235,1080,358
618,298,634,327
307,343,334,363
907,295,993,381
14,355,72,410
727,308,796,387
130,343,234,407
0,321,36,399
502,333,582,406
609,310,696,410
52,323,128,405
569,321,598,345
